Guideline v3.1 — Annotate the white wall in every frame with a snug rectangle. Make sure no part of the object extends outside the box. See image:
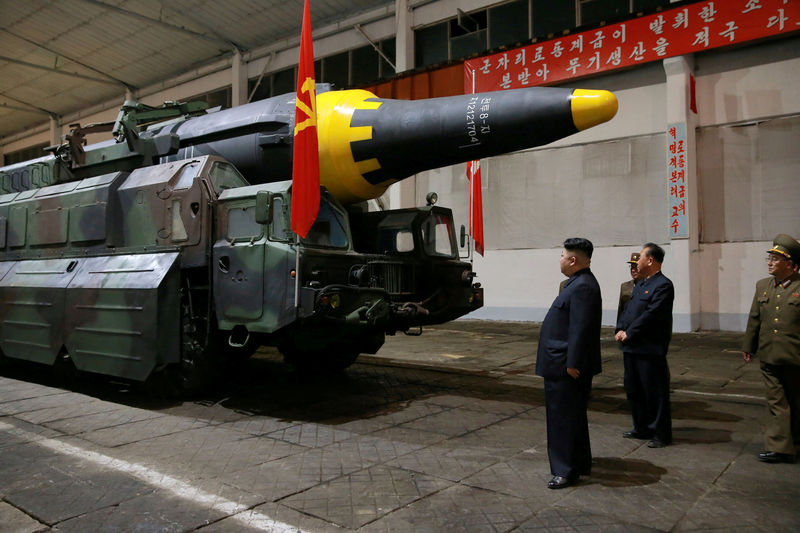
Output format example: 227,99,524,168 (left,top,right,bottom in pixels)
697,56,800,127
444,39,800,332
697,241,771,331
468,245,656,328
466,239,775,333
